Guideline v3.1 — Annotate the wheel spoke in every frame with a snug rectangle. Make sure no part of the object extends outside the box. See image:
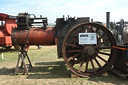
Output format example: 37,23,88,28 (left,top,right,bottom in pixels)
98,39,110,47
90,59,96,73
72,38,78,44
71,56,82,66
97,55,107,63
67,53,80,62
89,26,93,32
98,52,110,56
81,26,85,32
85,59,89,72
98,33,107,41
94,57,101,68
78,59,85,72
66,43,82,48
95,28,99,33
66,49,83,53
103,39,110,44
71,61,75,66
99,46,112,49
74,29,79,35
